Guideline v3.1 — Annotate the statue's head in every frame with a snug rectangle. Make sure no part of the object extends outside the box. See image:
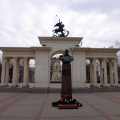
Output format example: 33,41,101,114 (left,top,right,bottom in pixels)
64,49,69,55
